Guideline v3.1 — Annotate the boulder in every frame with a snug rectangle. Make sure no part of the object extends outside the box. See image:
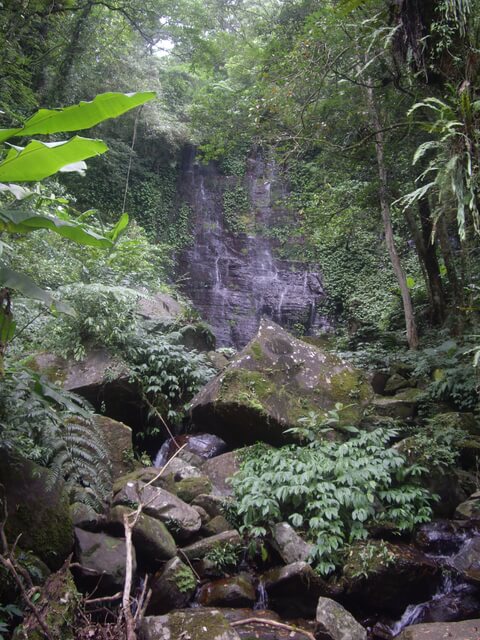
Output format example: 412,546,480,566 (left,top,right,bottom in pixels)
452,537,480,582
30,350,143,428
189,320,373,447
208,351,230,371
262,561,333,617
113,467,176,495
94,415,134,480
147,557,197,615
154,434,228,468
342,542,441,616
140,610,241,640
113,480,201,540
316,597,366,640
70,502,105,531
384,373,411,394
202,451,242,497
137,292,184,322
455,491,480,520
108,506,177,564
175,476,213,503
74,528,135,594
197,575,256,608
0,449,73,570
371,388,423,420
202,515,233,536
270,523,314,565
396,619,480,640
414,520,480,556
12,562,78,640
192,494,227,518
181,531,242,561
